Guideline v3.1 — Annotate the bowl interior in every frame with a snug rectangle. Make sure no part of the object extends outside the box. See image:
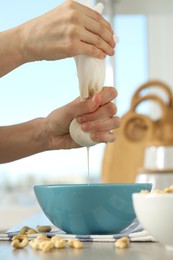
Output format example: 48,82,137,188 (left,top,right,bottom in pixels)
34,183,152,235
